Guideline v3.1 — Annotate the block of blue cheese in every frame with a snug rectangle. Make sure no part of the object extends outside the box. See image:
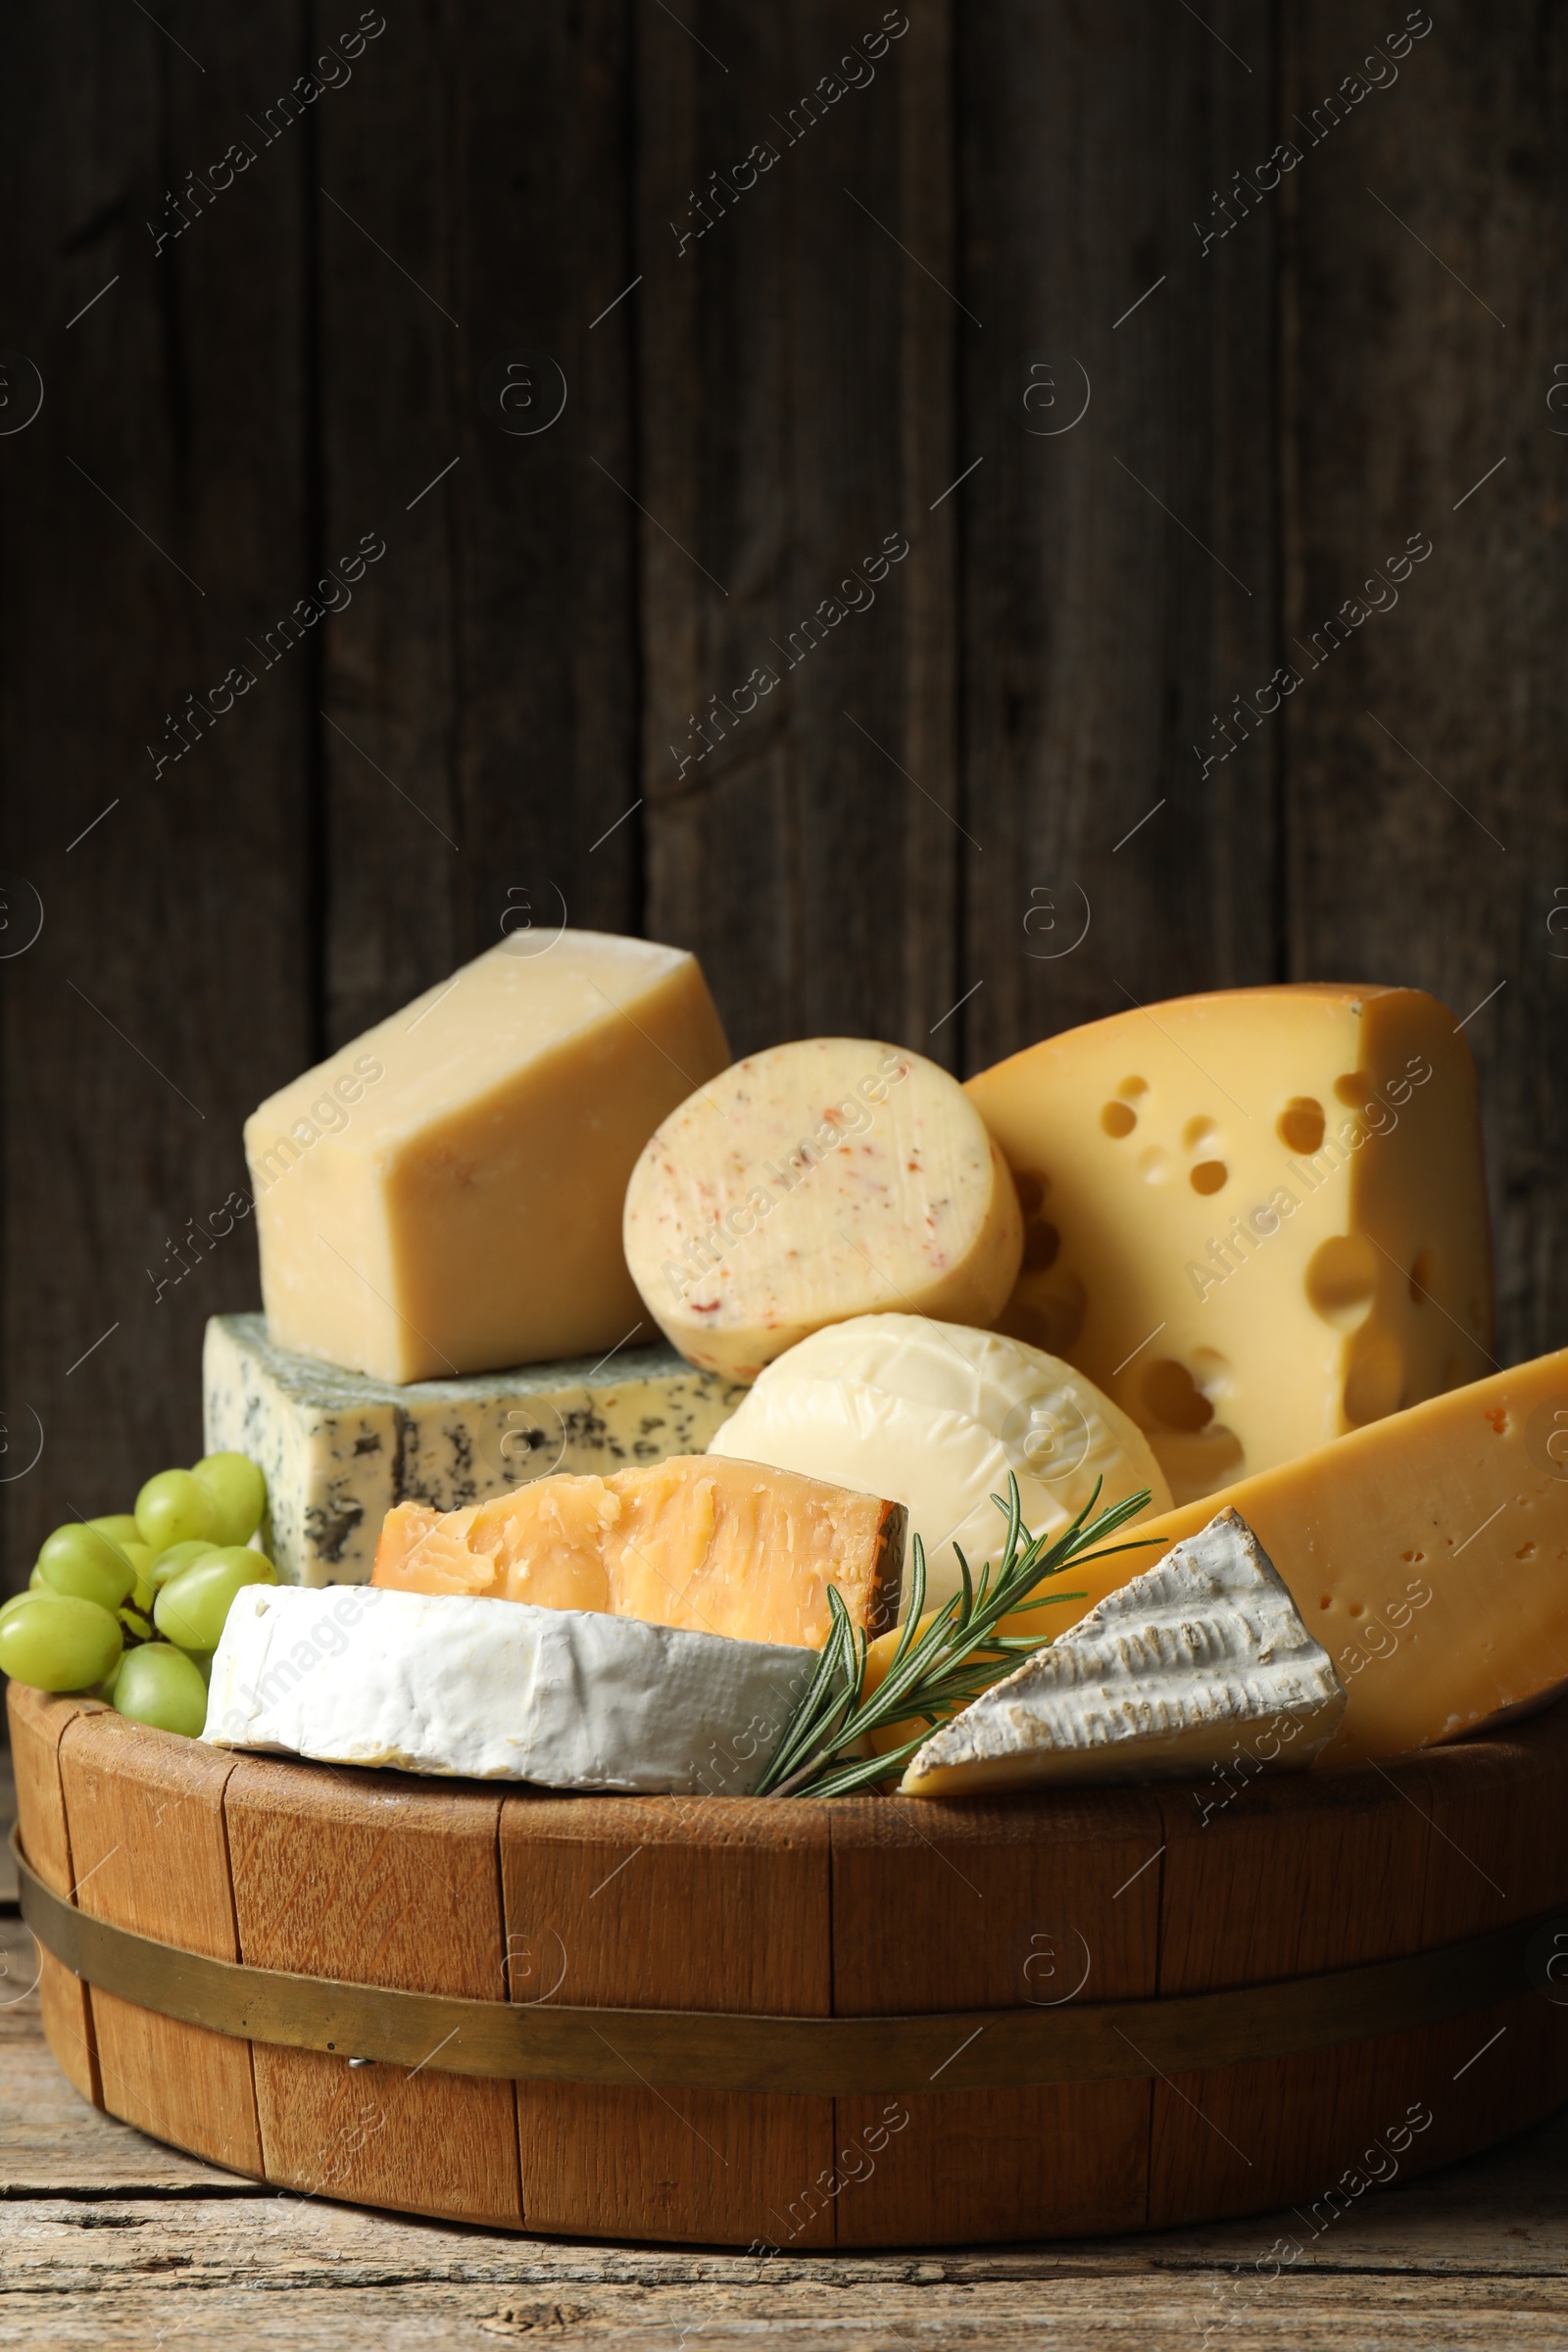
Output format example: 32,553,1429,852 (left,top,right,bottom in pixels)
203,1313,746,1588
